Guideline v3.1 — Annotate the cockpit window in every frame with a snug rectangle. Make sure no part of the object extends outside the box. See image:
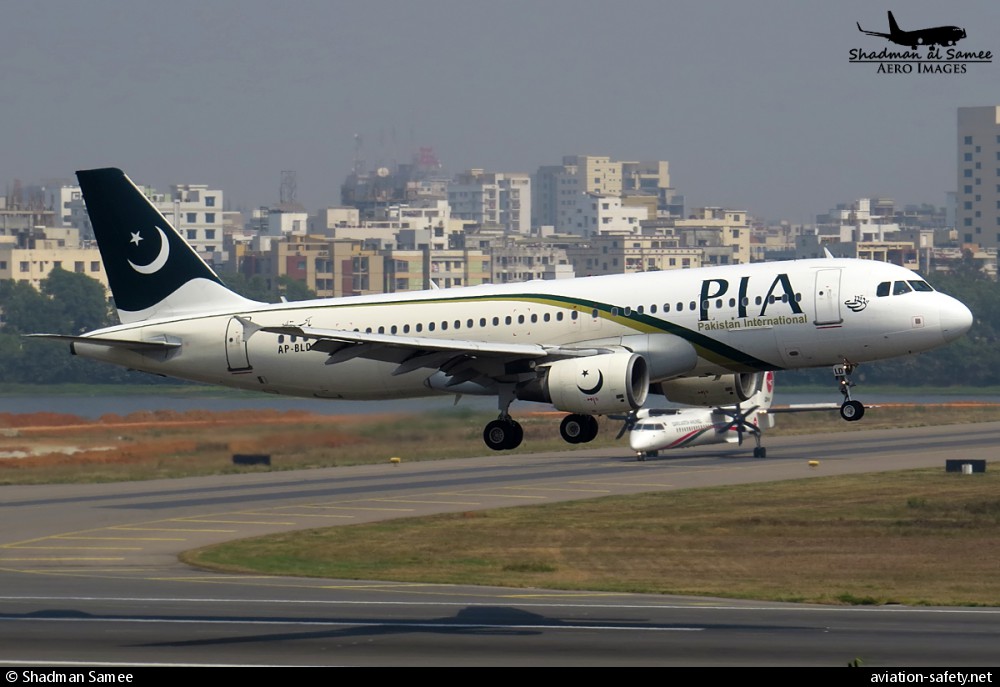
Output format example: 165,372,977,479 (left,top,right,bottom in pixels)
908,280,934,292
876,282,890,297
892,281,912,295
